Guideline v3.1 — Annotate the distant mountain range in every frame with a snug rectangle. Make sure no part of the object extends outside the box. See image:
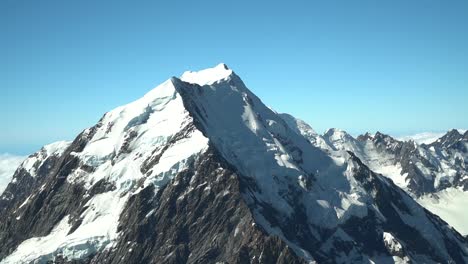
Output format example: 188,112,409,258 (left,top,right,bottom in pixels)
0,64,467,263
280,117,468,236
